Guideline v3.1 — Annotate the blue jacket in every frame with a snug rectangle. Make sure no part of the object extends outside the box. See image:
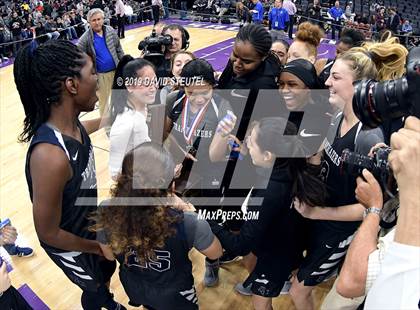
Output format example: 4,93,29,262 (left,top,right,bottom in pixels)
268,7,289,30
328,6,344,21
252,1,264,22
